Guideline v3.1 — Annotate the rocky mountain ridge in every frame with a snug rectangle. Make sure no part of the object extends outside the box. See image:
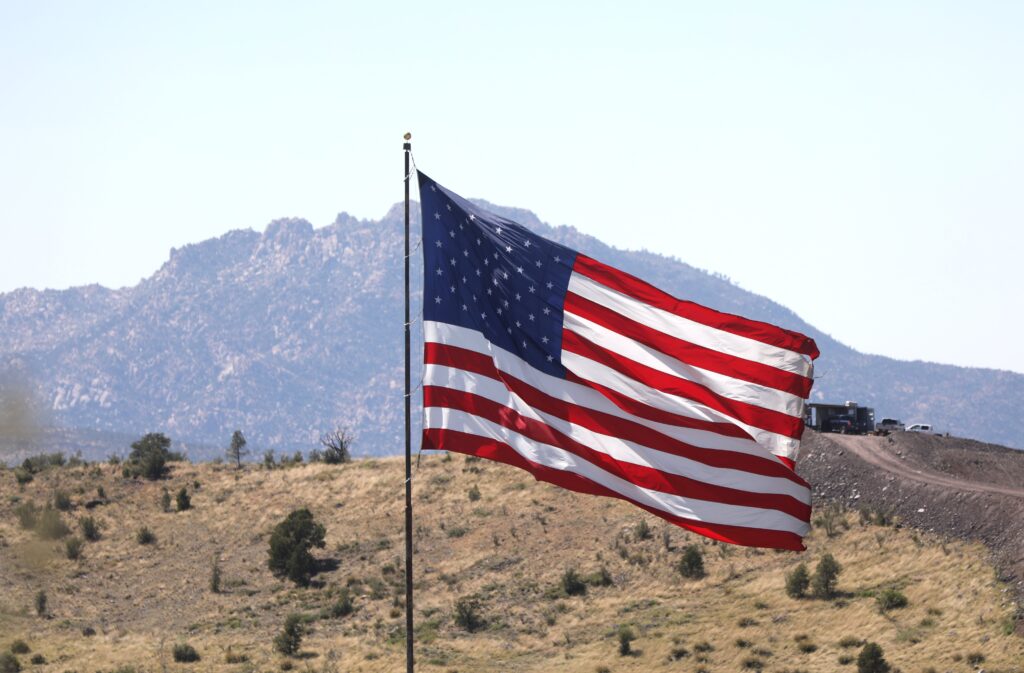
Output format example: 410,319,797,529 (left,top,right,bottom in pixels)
2,201,1022,460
